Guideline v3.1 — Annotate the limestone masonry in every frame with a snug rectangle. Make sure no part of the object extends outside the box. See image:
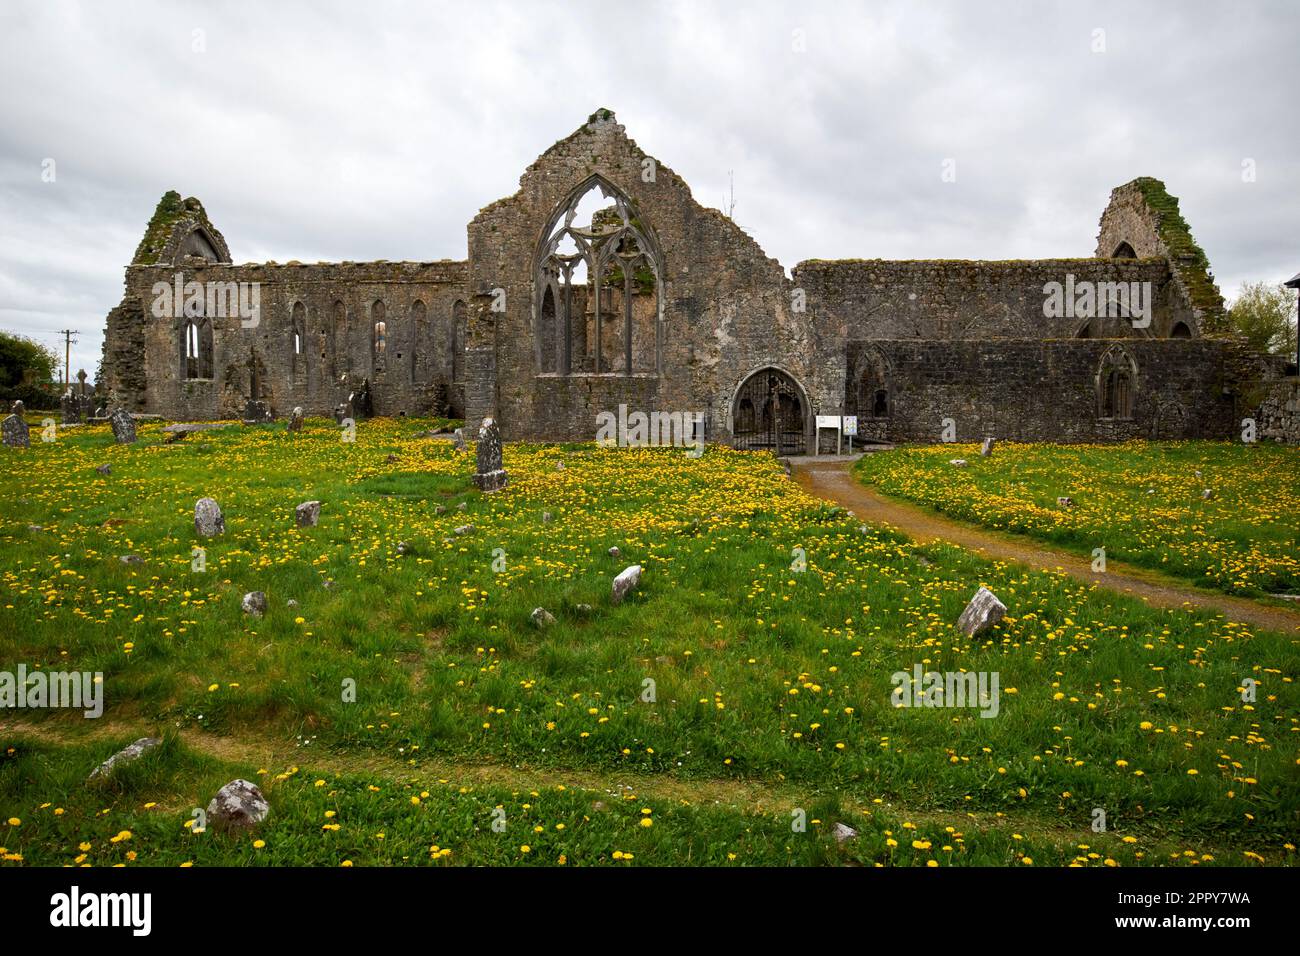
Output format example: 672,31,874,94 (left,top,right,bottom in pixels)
99,109,1285,451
